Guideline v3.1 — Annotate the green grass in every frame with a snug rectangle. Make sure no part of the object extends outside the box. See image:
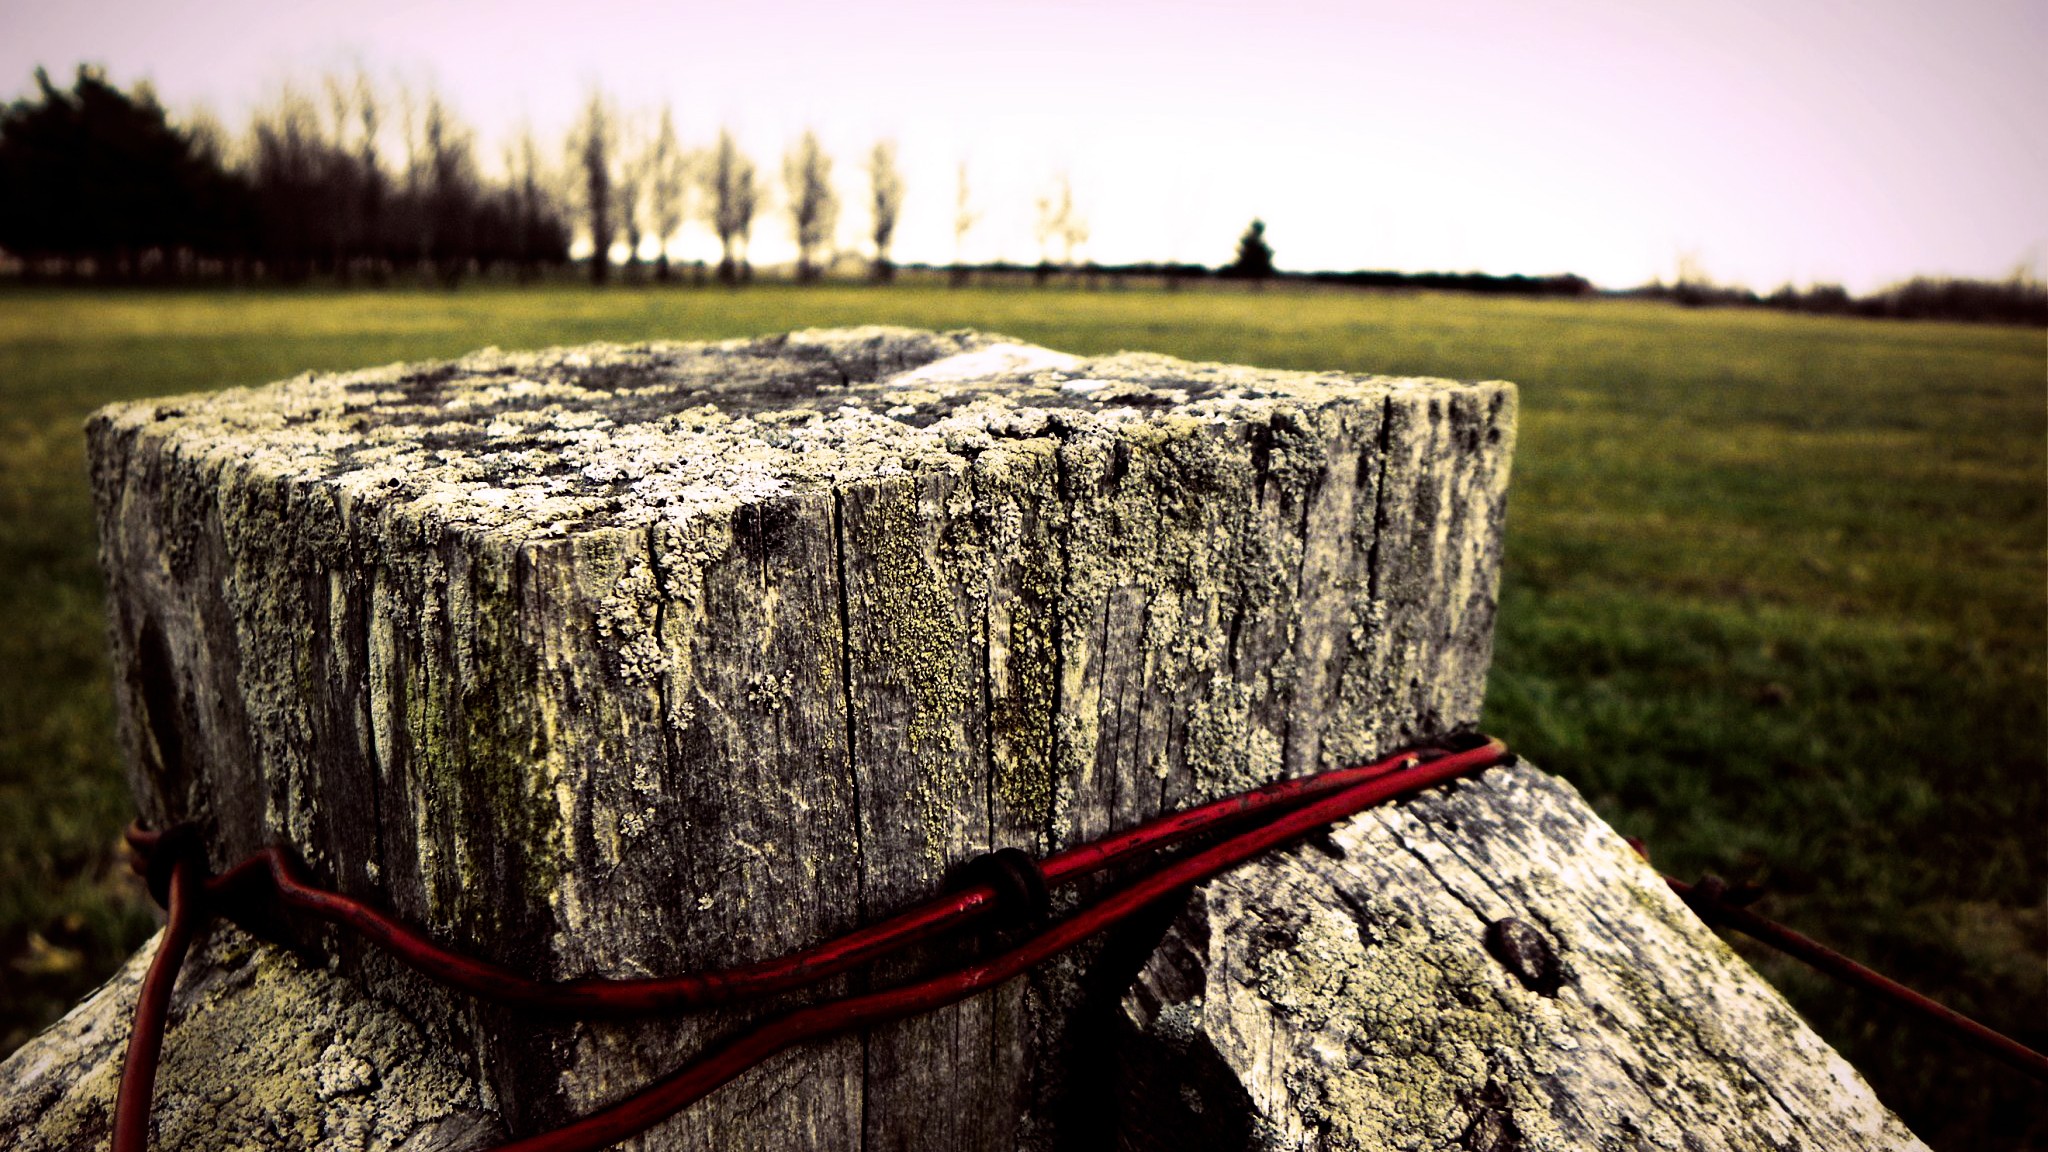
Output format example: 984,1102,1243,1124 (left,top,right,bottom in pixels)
2,284,2041,1145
